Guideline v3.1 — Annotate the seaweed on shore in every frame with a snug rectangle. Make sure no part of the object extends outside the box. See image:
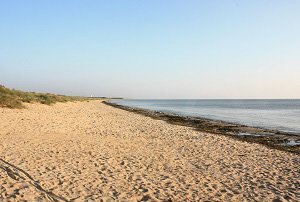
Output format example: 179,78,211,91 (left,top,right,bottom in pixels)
103,101,300,154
